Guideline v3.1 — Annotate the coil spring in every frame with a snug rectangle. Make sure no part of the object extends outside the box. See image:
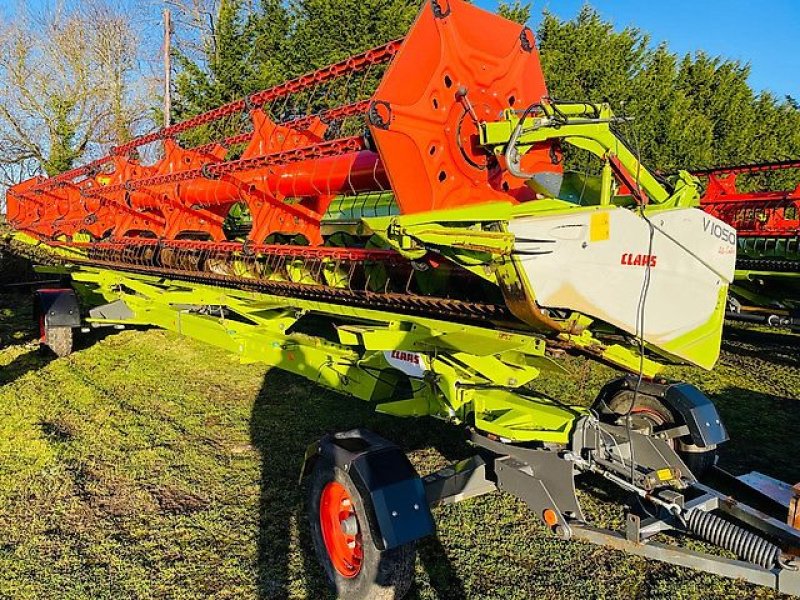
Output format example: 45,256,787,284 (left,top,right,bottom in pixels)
684,509,780,570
